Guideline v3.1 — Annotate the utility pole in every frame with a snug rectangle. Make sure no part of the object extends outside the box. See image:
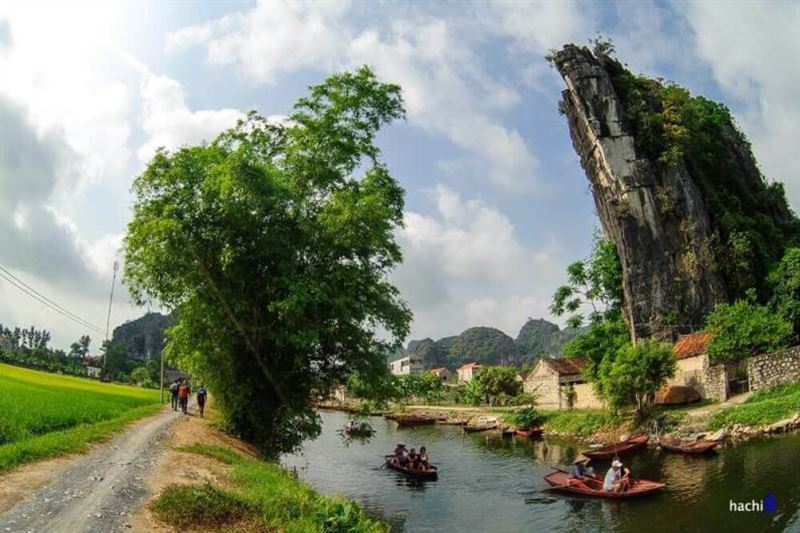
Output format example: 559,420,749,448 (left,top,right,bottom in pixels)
104,260,119,371
160,350,165,404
